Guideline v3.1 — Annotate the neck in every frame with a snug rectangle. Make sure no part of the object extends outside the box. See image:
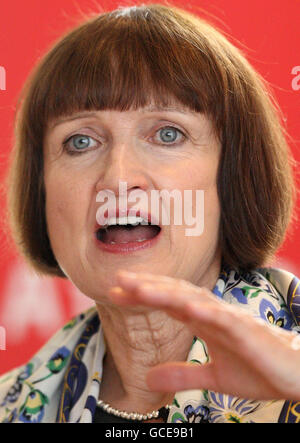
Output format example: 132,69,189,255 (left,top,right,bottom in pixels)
96,304,192,413
95,264,220,413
